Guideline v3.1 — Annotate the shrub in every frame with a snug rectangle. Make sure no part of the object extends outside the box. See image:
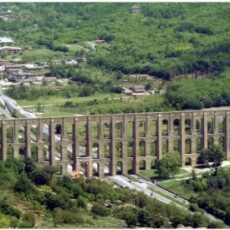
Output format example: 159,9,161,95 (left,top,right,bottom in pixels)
17,213,35,228
92,203,110,217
